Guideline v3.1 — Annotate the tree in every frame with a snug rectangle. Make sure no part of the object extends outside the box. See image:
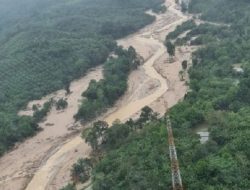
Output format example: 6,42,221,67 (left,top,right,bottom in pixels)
76,47,140,122
103,123,130,150
32,104,38,111
182,60,188,70
137,106,158,125
166,41,175,59
192,58,198,66
33,99,53,122
65,83,71,95
126,118,136,131
84,121,108,151
128,46,137,59
71,158,92,183
0,0,171,155
179,70,184,81
56,98,68,110
128,46,141,69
